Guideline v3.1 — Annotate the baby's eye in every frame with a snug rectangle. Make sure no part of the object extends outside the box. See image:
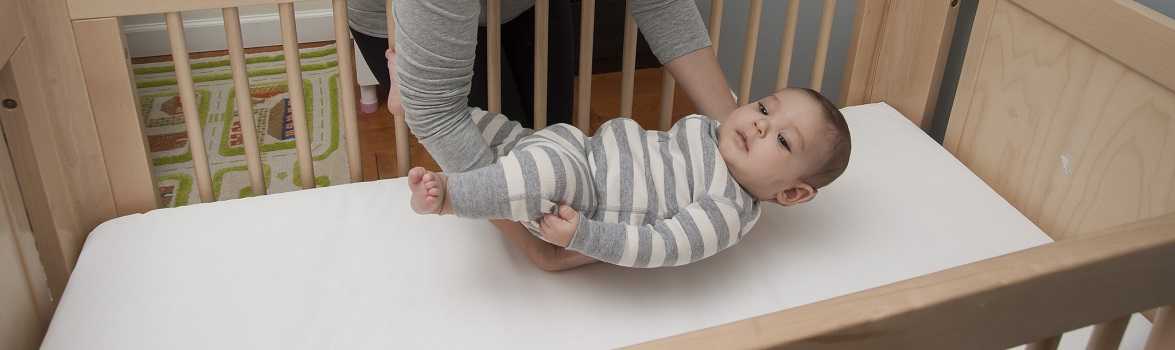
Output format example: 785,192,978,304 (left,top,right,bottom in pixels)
757,101,768,115
778,133,791,152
